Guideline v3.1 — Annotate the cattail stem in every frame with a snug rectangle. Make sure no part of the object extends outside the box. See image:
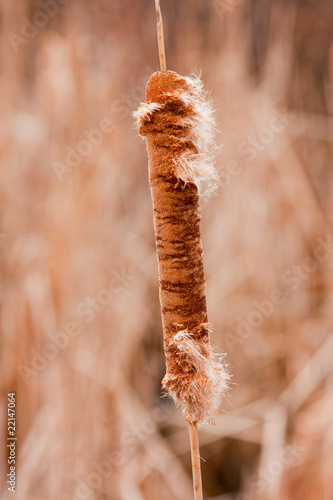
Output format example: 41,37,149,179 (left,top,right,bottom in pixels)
189,422,204,500
154,0,166,71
